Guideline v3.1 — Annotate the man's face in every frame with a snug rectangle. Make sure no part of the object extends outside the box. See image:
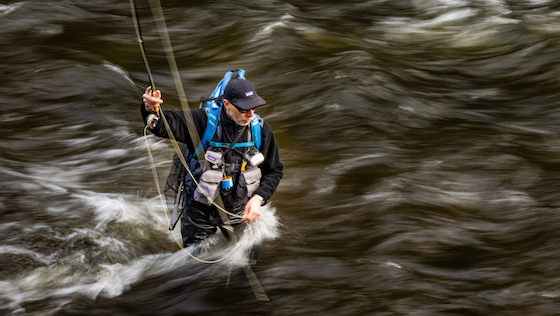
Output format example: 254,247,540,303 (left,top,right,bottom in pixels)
223,99,255,126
